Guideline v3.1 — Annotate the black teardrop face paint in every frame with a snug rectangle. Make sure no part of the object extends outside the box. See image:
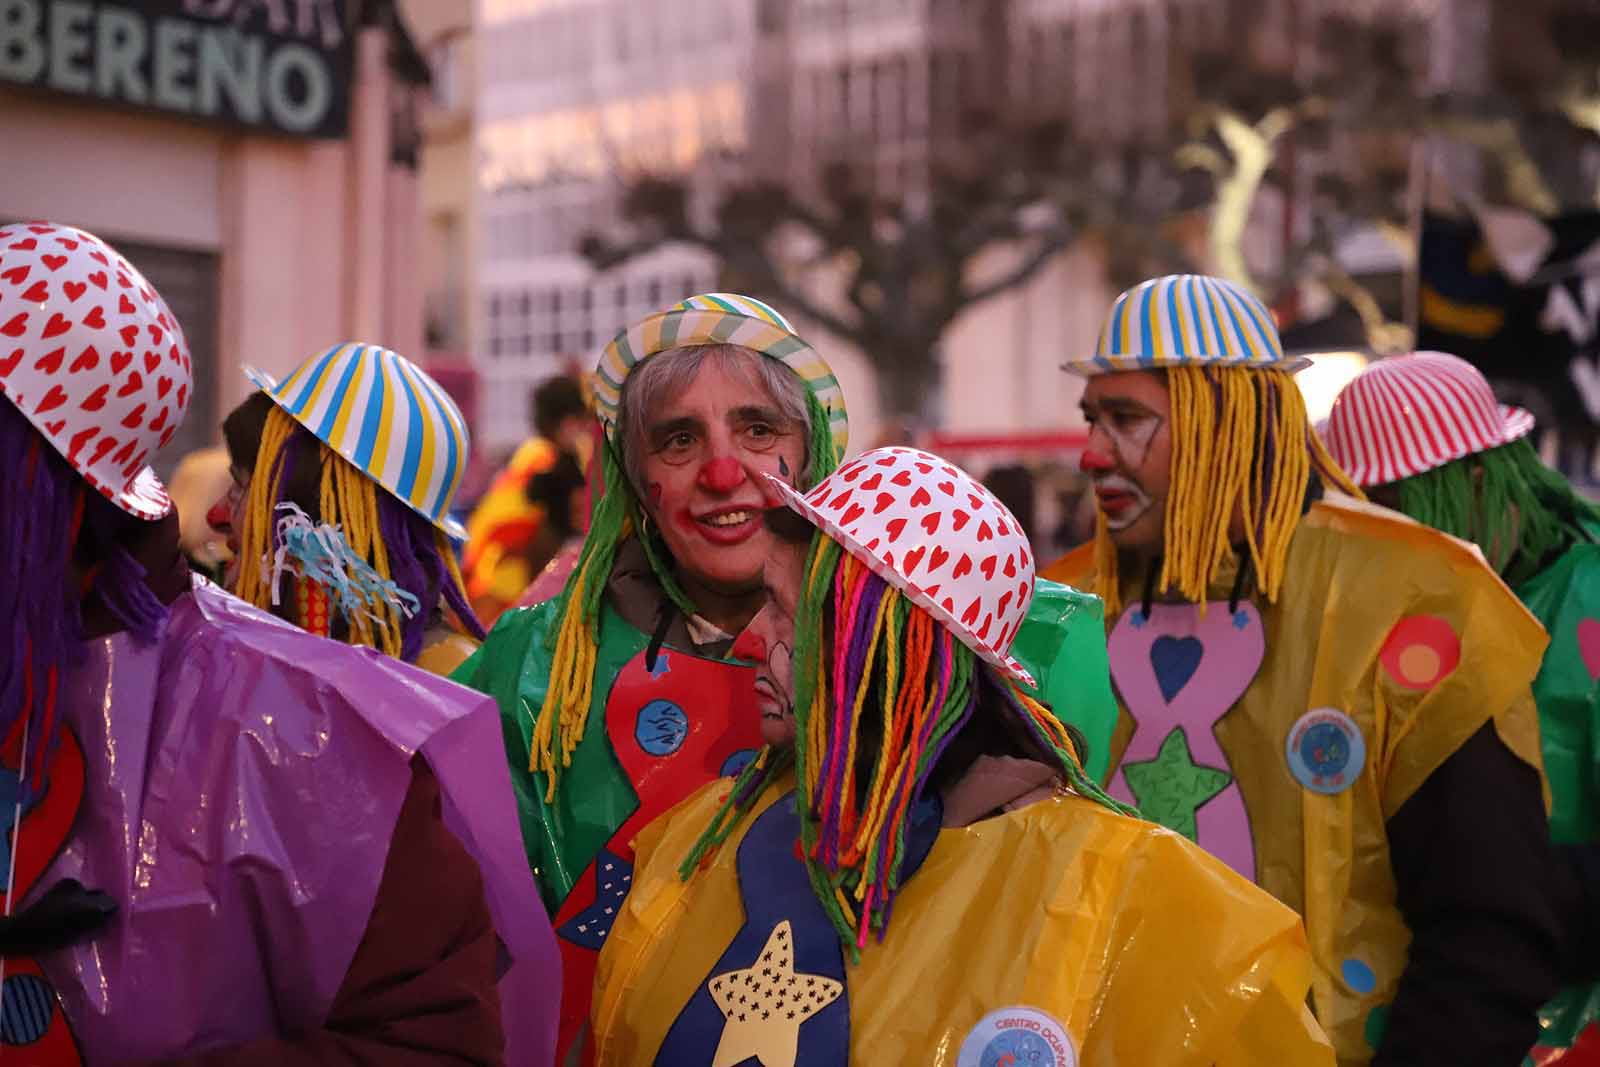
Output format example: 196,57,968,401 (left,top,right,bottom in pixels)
778,455,791,480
